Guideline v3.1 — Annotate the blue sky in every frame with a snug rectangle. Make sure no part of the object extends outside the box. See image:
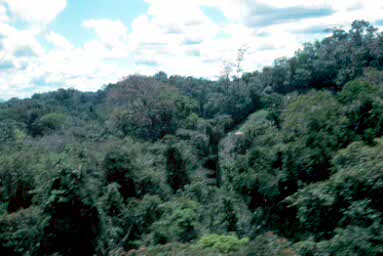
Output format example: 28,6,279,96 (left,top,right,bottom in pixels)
50,0,148,47
1,0,383,99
